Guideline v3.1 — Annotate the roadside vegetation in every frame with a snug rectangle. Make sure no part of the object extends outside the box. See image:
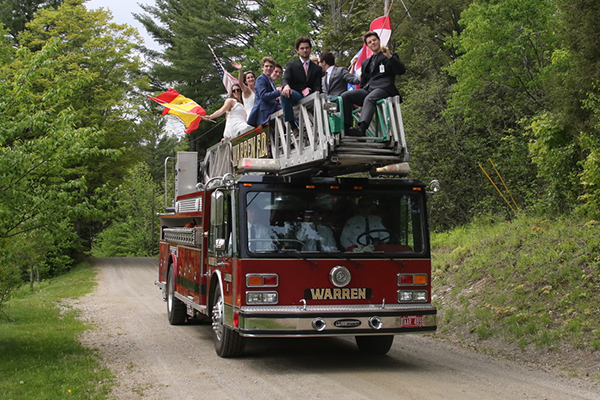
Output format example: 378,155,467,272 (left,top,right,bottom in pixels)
0,263,112,400
432,214,600,361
